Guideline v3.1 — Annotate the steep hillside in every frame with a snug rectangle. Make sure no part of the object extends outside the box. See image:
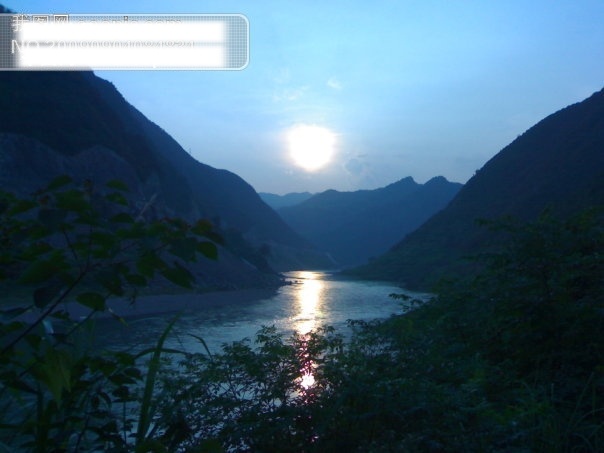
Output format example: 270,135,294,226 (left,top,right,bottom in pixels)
0,71,332,287
278,176,462,266
351,87,604,289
